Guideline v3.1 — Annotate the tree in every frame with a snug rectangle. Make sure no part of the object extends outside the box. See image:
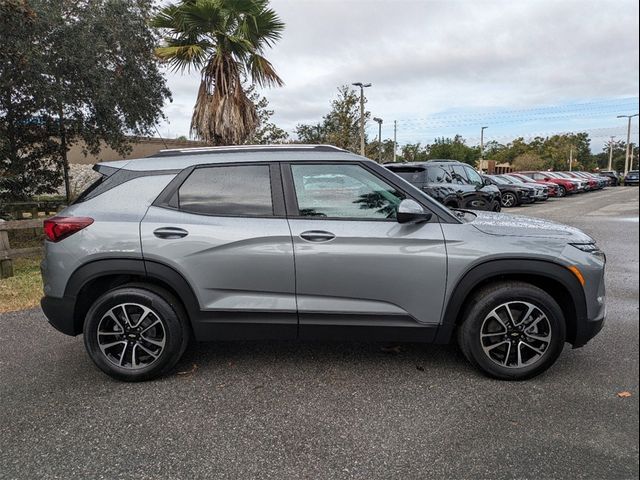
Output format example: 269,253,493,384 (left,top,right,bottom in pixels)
512,152,550,171
426,135,479,165
295,85,367,153
245,85,289,144
153,0,285,145
0,0,61,200
1,0,172,202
